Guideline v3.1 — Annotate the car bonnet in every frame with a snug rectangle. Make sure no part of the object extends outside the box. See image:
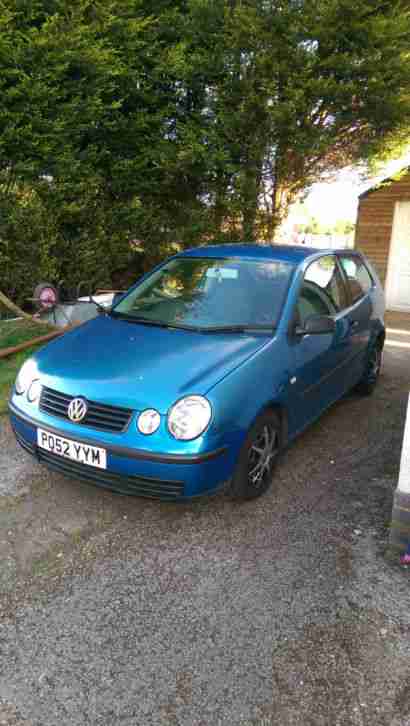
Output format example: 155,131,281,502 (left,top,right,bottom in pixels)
33,314,272,414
